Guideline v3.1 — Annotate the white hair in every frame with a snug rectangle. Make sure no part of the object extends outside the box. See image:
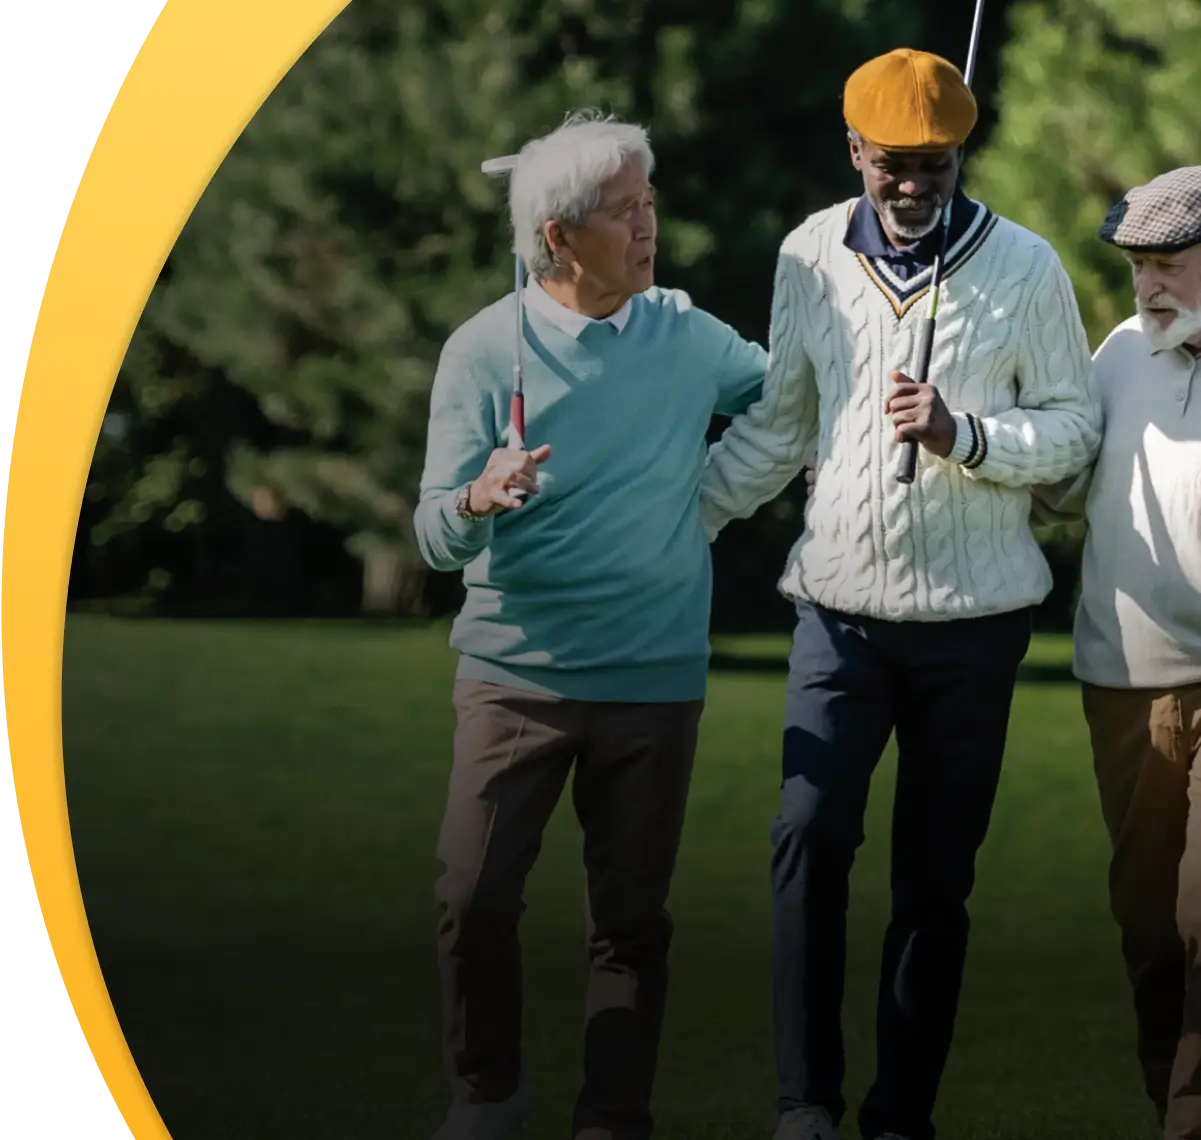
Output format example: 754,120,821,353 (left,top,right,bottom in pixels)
508,109,654,280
